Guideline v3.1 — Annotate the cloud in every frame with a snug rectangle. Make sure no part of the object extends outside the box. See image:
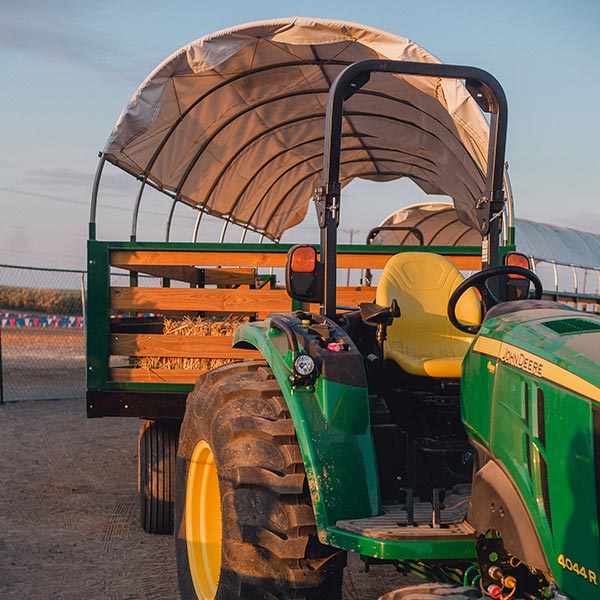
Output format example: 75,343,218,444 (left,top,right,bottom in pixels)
27,167,93,186
26,168,94,188
0,184,196,221
24,167,139,196
0,5,143,81
0,185,92,207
